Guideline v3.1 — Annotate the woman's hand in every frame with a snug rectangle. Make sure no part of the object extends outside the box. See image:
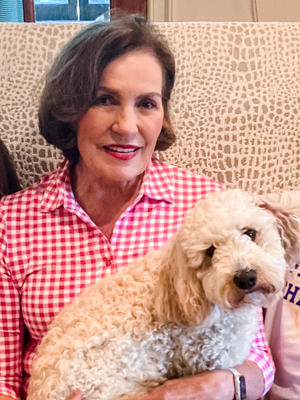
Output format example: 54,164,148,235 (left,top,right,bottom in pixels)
66,391,81,400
